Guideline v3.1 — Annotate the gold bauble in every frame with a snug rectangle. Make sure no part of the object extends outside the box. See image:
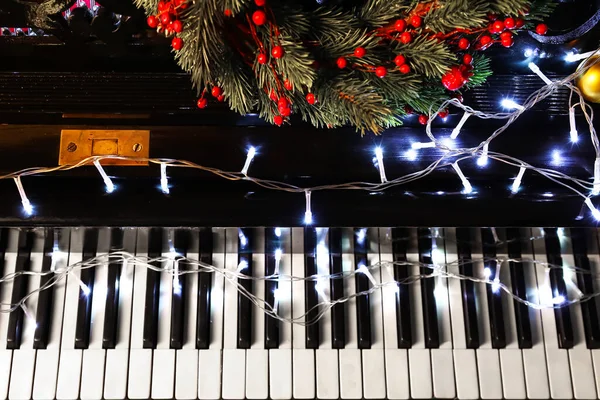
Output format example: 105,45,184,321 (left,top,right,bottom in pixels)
577,55,600,103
